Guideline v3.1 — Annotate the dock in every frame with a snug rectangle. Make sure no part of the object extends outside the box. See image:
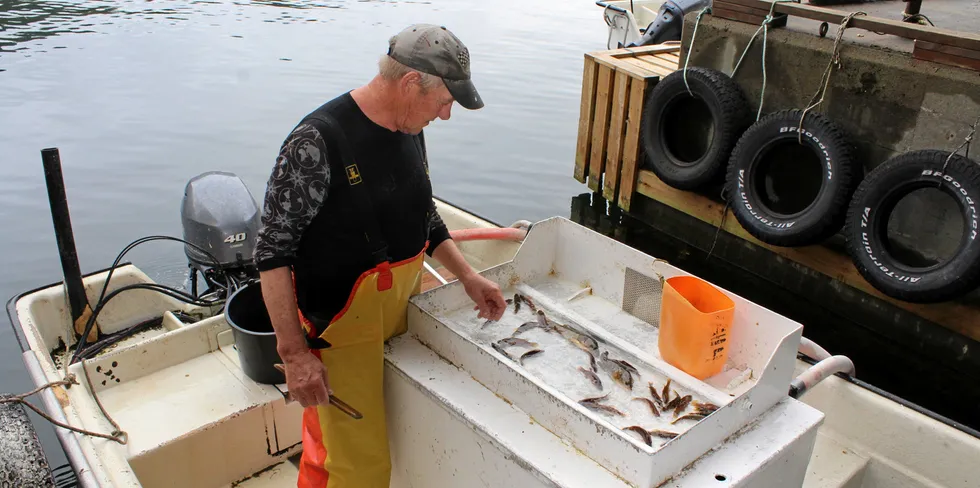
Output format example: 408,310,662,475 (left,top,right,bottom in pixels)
574,0,980,431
